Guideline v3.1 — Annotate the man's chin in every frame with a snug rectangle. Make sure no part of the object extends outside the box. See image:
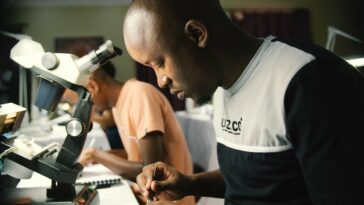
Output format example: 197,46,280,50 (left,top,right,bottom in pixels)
176,91,211,106
192,95,212,106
